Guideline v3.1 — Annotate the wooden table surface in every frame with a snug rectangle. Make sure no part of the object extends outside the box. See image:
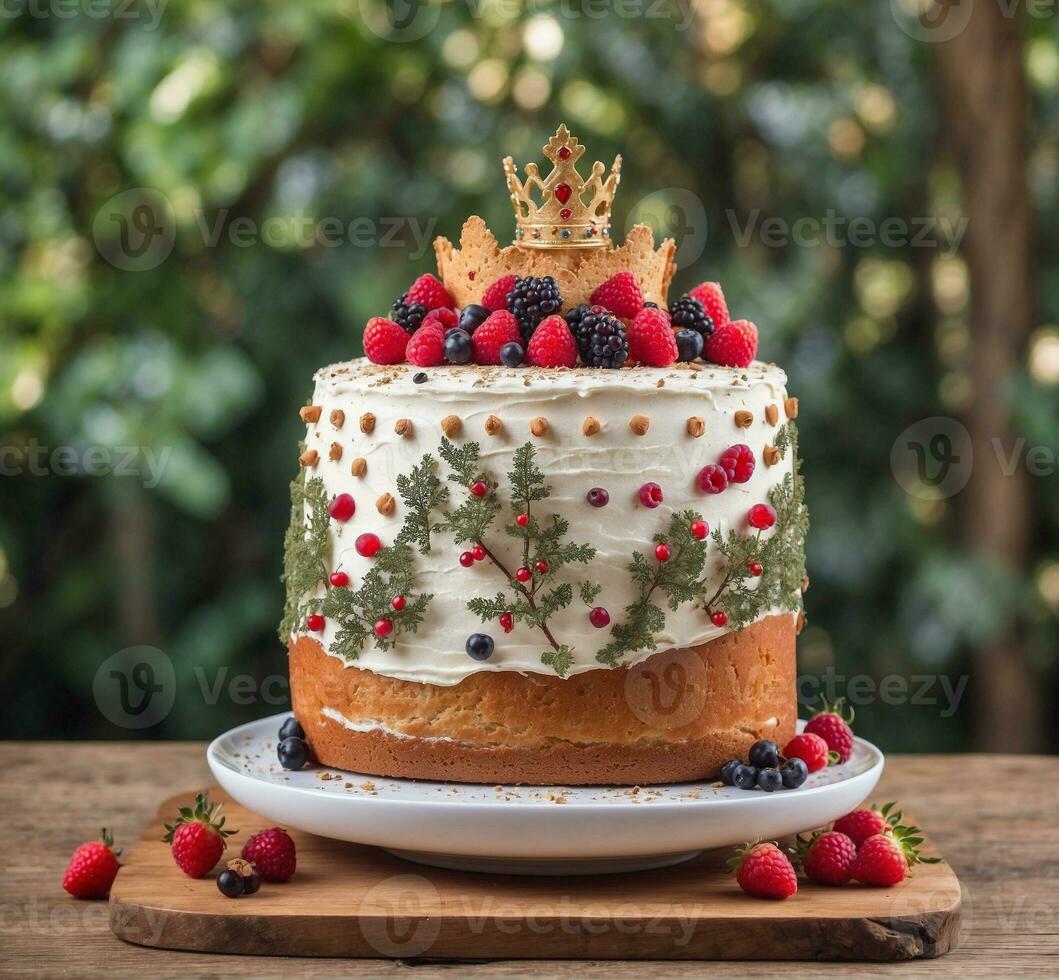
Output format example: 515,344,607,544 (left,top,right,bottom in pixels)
2,744,1056,977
